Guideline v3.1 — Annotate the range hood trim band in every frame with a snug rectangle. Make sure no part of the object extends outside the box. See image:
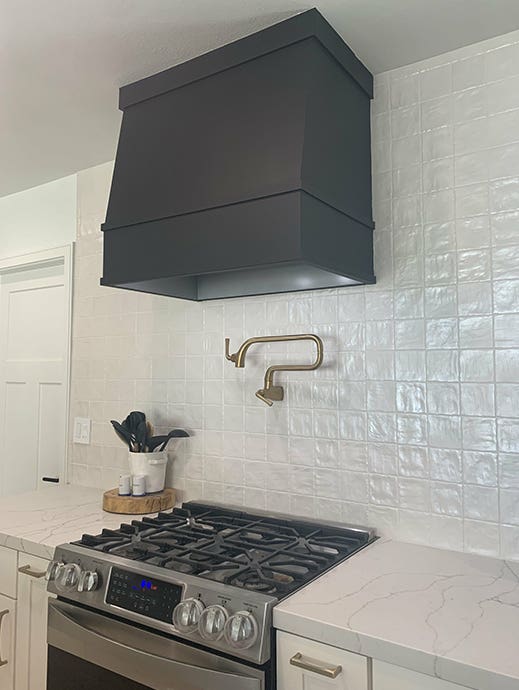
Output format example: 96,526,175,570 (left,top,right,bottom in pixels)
101,190,374,288
119,9,373,111
100,188,375,234
101,257,375,288
100,264,373,302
